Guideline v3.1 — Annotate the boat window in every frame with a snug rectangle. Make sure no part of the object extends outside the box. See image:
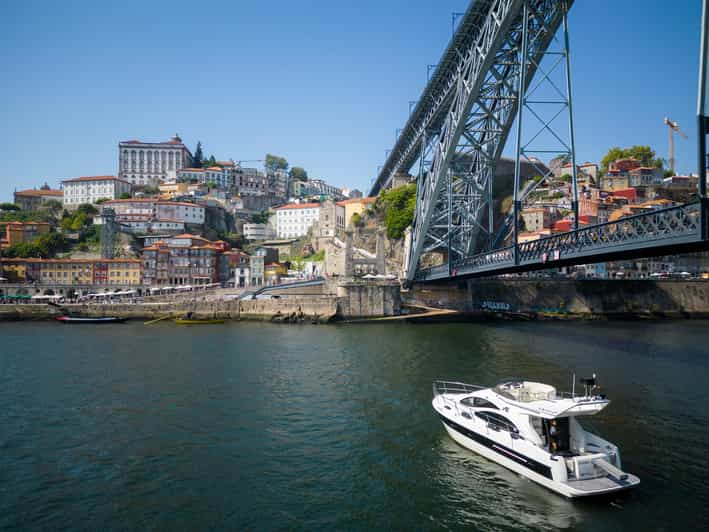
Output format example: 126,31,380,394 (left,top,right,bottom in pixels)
460,397,499,409
475,412,519,433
